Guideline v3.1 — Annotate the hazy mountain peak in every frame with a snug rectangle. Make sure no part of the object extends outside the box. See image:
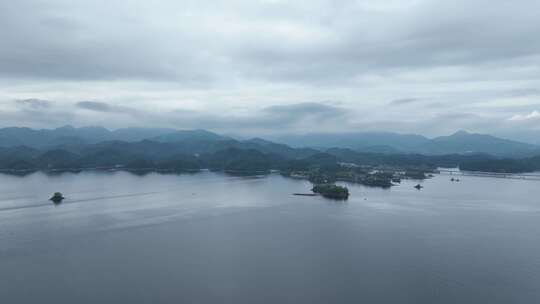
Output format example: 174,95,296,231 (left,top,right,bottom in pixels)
152,129,228,143
55,125,76,131
246,138,274,145
451,130,470,136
